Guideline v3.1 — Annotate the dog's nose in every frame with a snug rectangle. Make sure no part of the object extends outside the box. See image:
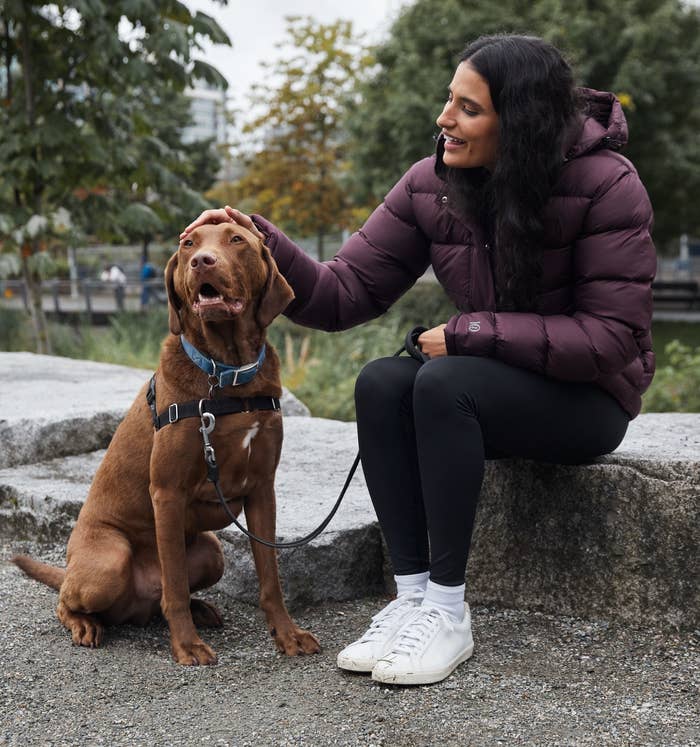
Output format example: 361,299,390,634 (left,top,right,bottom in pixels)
190,252,217,270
